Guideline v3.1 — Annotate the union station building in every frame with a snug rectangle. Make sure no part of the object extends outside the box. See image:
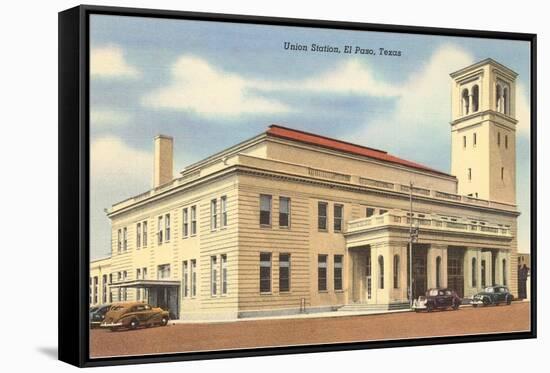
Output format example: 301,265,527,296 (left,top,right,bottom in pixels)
90,59,521,320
